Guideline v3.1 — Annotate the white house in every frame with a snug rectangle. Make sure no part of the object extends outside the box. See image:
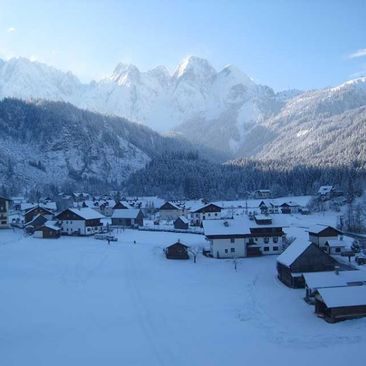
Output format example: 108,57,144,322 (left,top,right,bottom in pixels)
308,225,342,249
203,214,286,258
56,208,105,236
190,203,222,226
